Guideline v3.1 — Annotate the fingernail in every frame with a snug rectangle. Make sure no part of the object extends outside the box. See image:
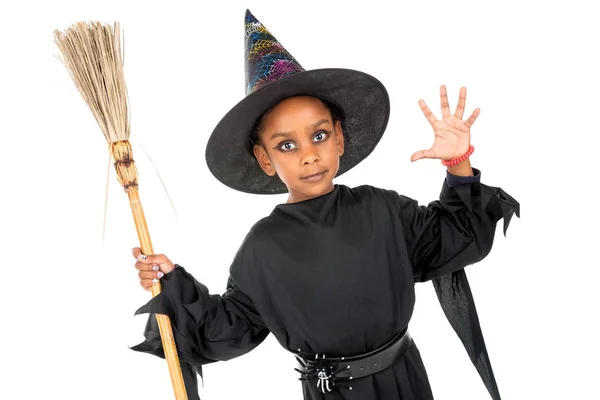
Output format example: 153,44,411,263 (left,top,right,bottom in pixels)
152,265,159,271
157,272,164,278
138,255,147,261
152,278,158,284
